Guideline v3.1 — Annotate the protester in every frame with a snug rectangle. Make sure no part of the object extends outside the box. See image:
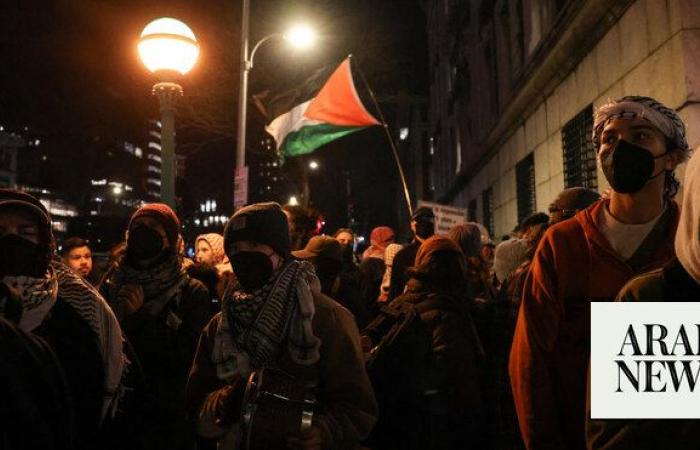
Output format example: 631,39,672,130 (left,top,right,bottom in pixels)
385,236,485,449
510,96,686,450
361,226,396,260
378,243,403,303
359,226,395,314
186,202,377,449
448,222,496,302
101,203,212,450
334,227,354,247
334,227,359,272
60,236,101,285
193,232,234,299
388,207,435,300
0,188,125,450
283,204,318,251
548,187,601,226
518,212,549,241
586,147,700,450
293,235,370,327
